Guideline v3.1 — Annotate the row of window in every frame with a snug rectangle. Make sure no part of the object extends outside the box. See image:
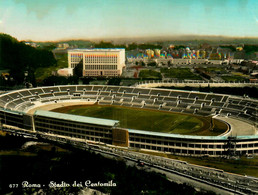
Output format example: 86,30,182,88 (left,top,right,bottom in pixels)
84,55,117,58
71,57,118,63
130,140,226,149
70,54,118,58
36,123,107,135
85,65,118,70
70,54,83,58
35,117,110,132
129,144,258,155
130,138,258,149
84,71,103,76
84,71,118,76
103,72,119,76
71,57,83,63
35,122,112,138
5,120,24,128
85,60,117,64
0,114,24,128
129,134,222,143
71,63,80,68
35,124,108,134
37,128,112,144
85,56,117,60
